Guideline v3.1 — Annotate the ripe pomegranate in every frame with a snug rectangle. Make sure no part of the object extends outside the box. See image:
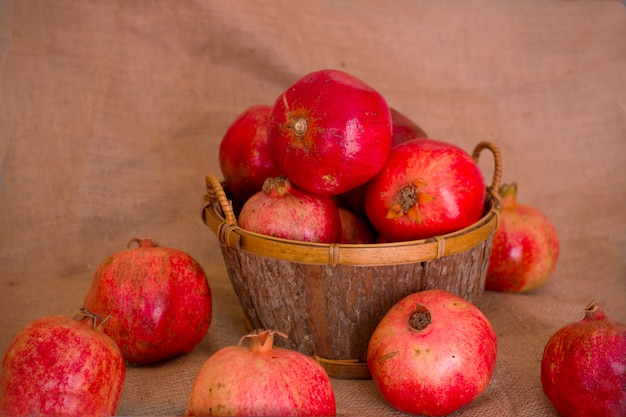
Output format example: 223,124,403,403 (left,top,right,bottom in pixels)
186,329,336,417
365,138,486,241
338,207,375,244
541,300,626,417
238,176,342,243
390,107,428,146
367,289,497,416
0,310,125,417
485,183,560,292
269,69,392,196
219,105,283,203
83,237,212,365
